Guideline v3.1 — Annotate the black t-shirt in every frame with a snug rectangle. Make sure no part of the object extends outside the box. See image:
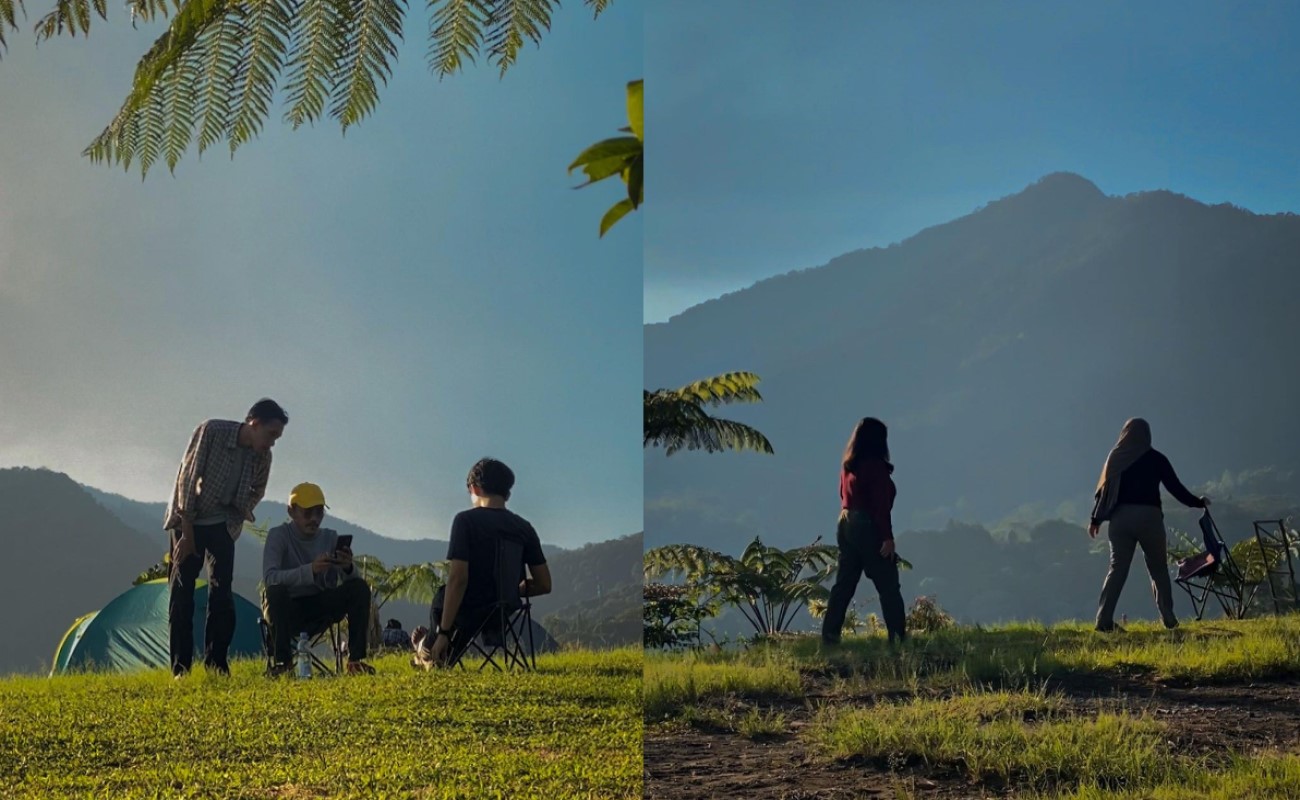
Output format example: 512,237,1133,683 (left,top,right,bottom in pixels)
1091,448,1205,523
445,507,546,610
